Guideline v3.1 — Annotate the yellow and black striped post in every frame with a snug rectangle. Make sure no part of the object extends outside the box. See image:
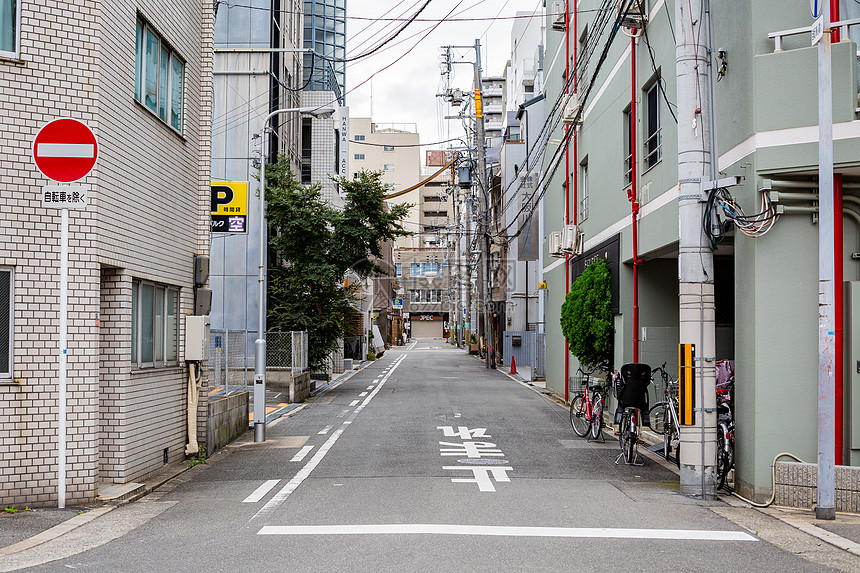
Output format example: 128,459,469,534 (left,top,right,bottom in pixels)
678,343,696,425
